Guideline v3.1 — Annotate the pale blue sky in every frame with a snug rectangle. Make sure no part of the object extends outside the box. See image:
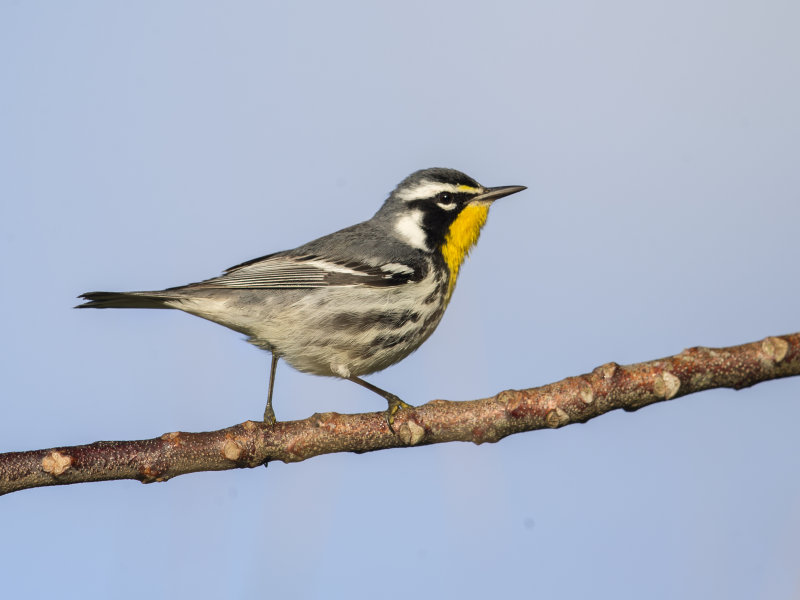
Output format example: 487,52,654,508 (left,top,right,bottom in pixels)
2,2,799,598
